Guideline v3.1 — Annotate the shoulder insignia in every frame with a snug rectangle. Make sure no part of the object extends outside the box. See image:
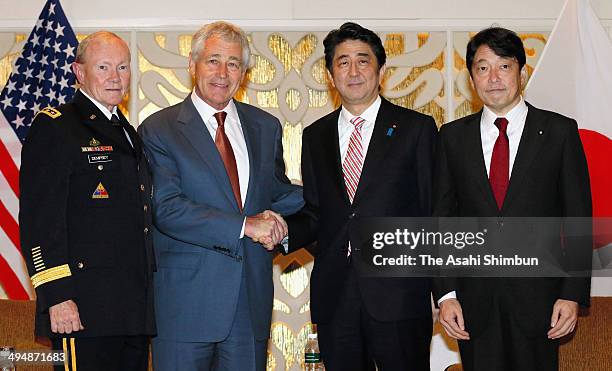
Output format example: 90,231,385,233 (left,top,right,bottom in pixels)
36,107,62,120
